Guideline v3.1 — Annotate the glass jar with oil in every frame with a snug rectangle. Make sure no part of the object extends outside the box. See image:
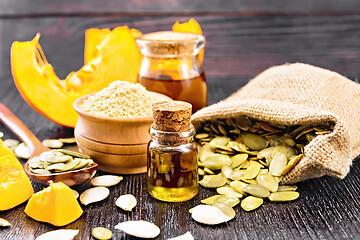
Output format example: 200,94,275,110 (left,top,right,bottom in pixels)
136,31,207,113
147,101,198,202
